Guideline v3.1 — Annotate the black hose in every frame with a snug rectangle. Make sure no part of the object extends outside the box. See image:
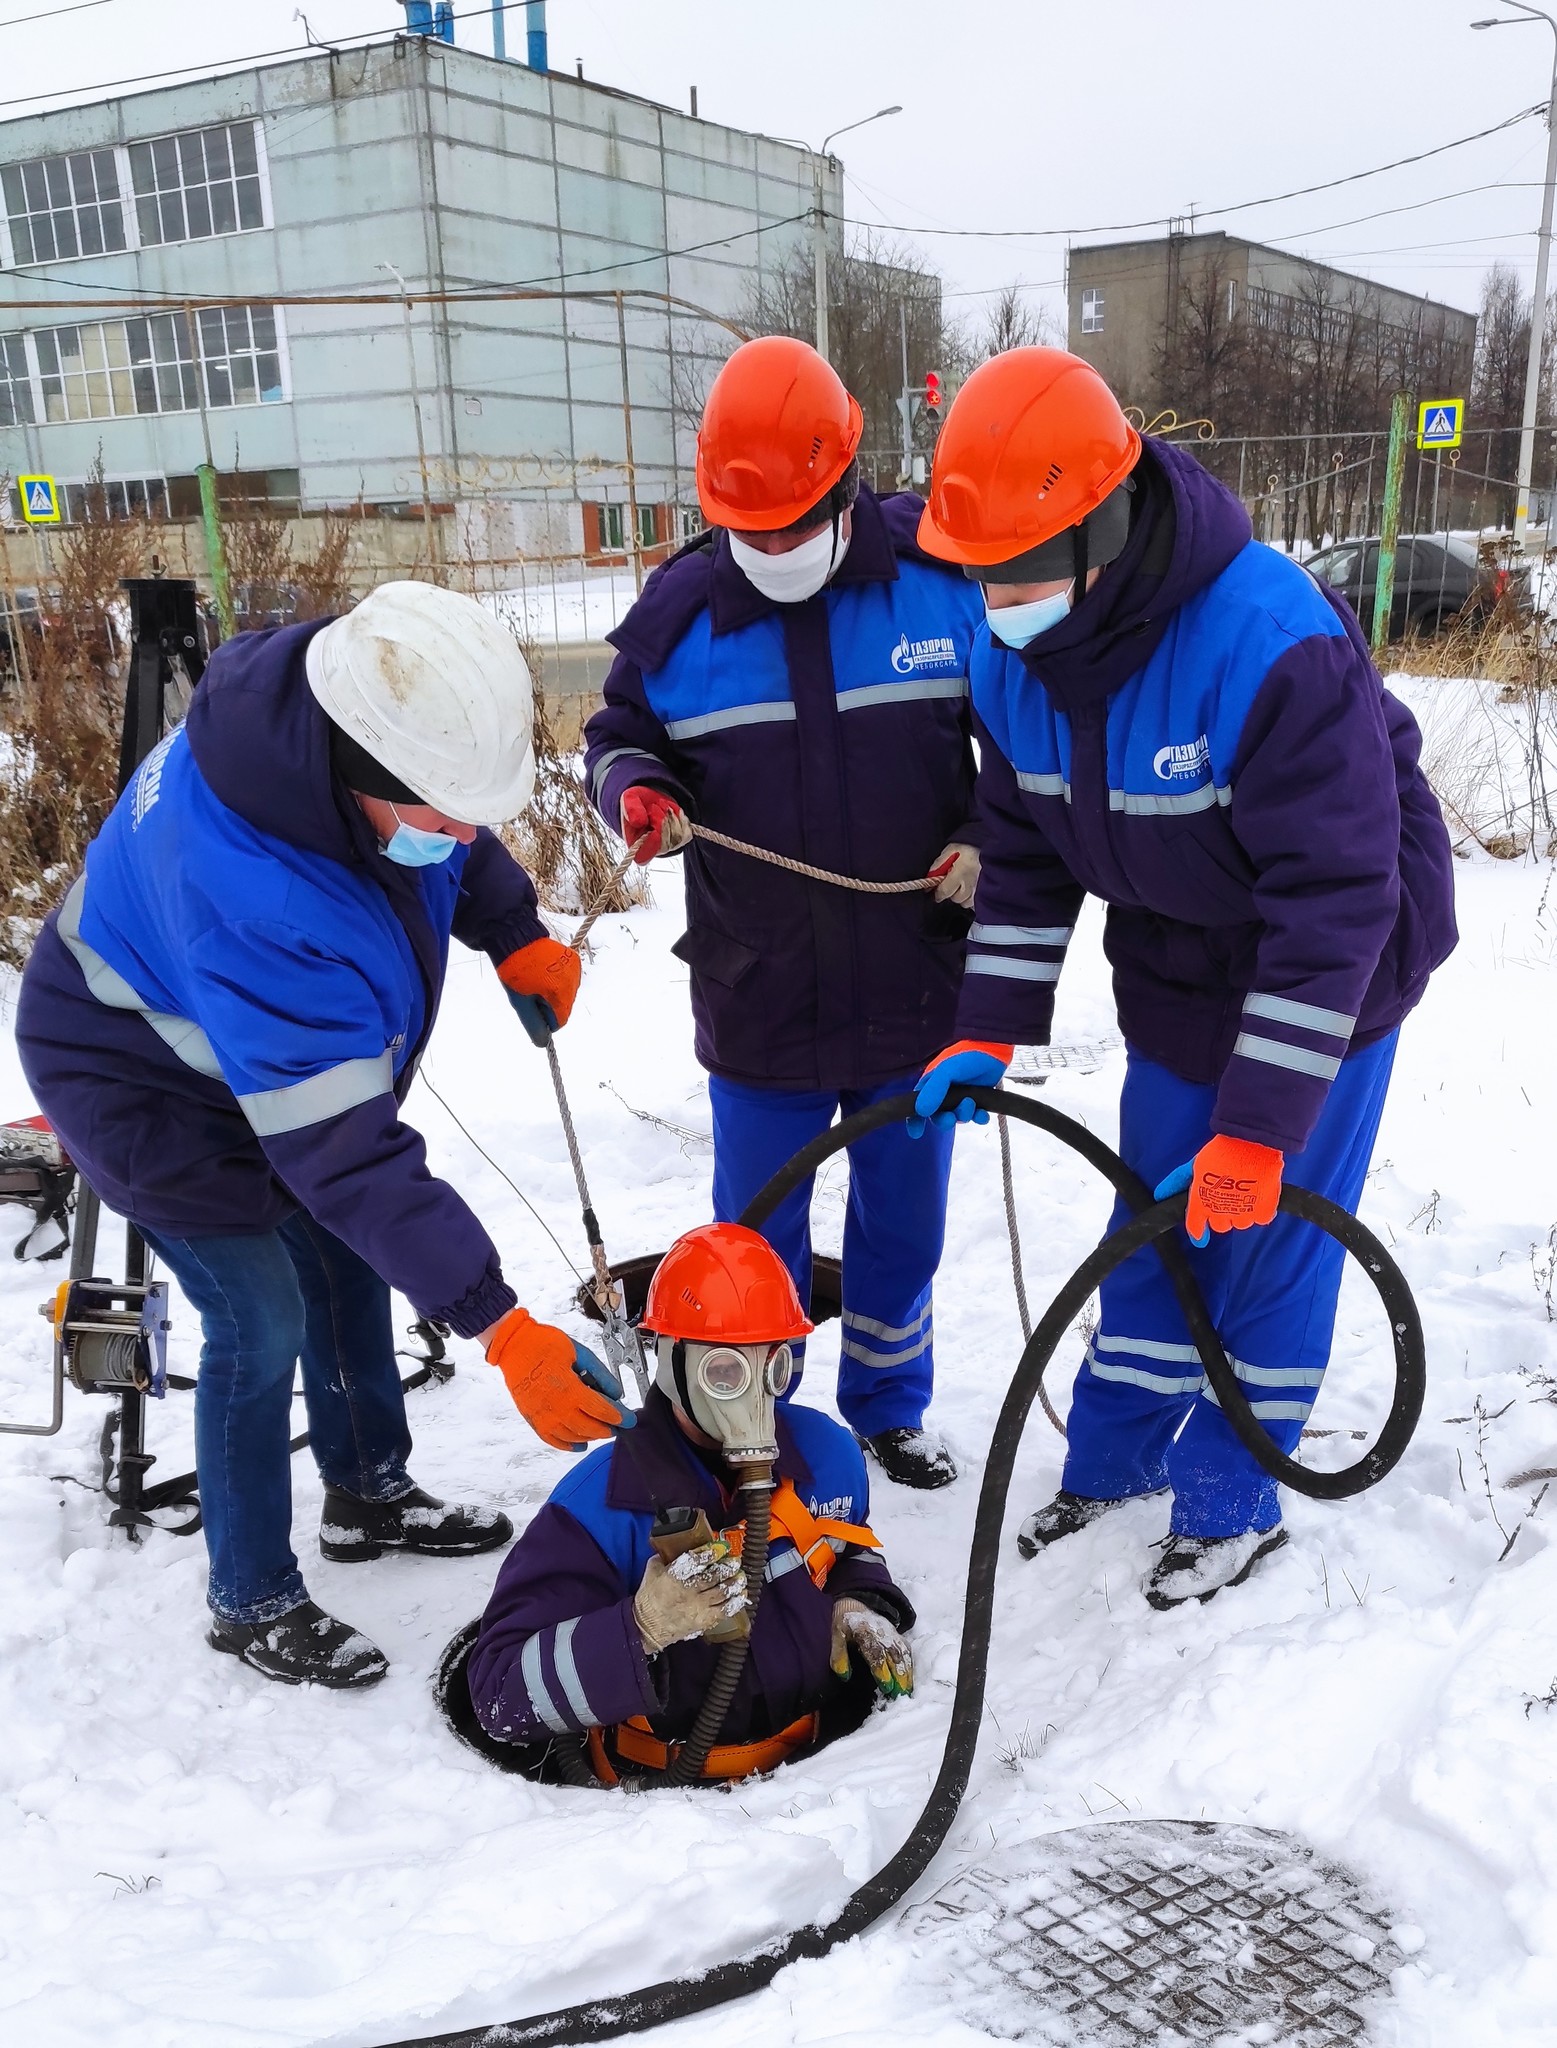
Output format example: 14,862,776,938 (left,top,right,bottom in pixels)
664,1475,773,1785
381,1087,1425,2048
